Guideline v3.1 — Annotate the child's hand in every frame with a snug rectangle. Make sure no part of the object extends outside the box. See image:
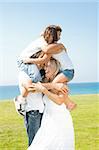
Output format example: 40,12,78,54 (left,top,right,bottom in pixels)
23,57,33,64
